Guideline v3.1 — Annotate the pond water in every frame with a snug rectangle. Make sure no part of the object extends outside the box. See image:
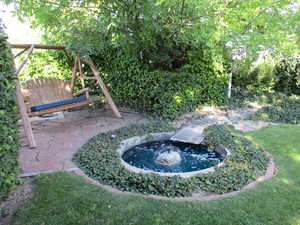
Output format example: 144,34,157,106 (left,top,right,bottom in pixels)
122,140,224,173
